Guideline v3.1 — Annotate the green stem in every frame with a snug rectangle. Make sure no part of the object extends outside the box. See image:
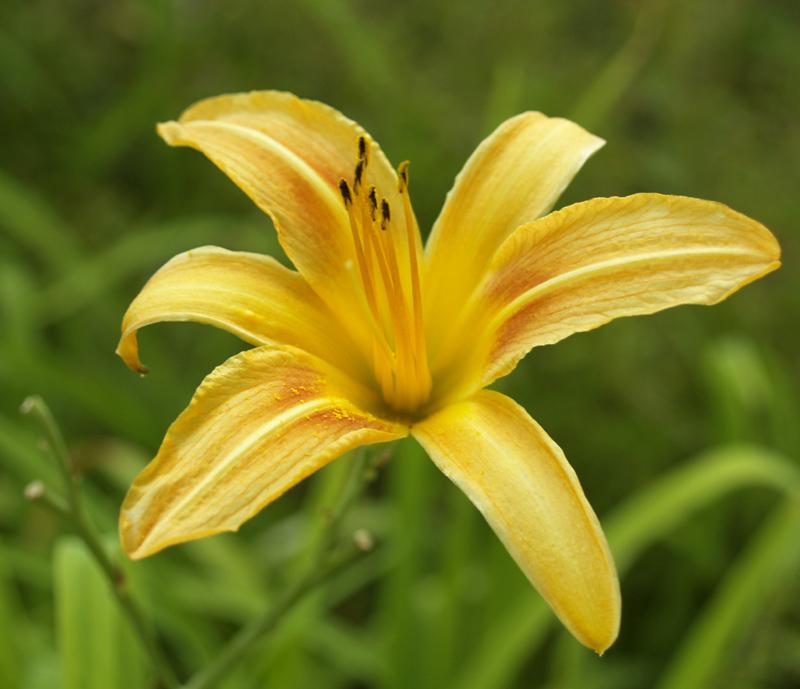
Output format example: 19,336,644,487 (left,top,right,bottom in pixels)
20,395,78,506
183,544,365,689
70,511,180,689
181,445,389,689
21,396,180,689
